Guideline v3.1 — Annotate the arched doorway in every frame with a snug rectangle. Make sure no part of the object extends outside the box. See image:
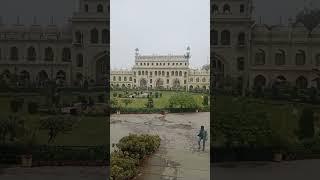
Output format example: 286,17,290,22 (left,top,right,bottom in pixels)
296,76,308,89
172,79,180,89
140,78,147,89
254,75,266,88
155,78,164,89
212,53,227,88
37,70,49,86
